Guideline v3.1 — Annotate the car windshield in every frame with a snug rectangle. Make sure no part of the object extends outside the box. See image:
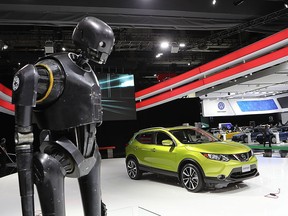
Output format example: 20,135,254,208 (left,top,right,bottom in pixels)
170,128,219,144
